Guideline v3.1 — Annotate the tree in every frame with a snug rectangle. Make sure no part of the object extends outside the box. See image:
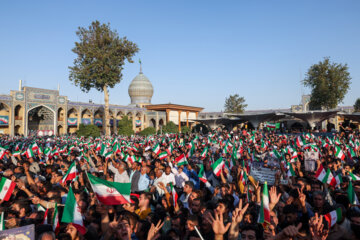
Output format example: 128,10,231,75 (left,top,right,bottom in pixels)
354,98,360,112
303,57,351,110
181,126,191,134
118,116,134,136
224,94,247,113
139,127,156,136
76,124,100,138
69,20,139,136
162,121,179,133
